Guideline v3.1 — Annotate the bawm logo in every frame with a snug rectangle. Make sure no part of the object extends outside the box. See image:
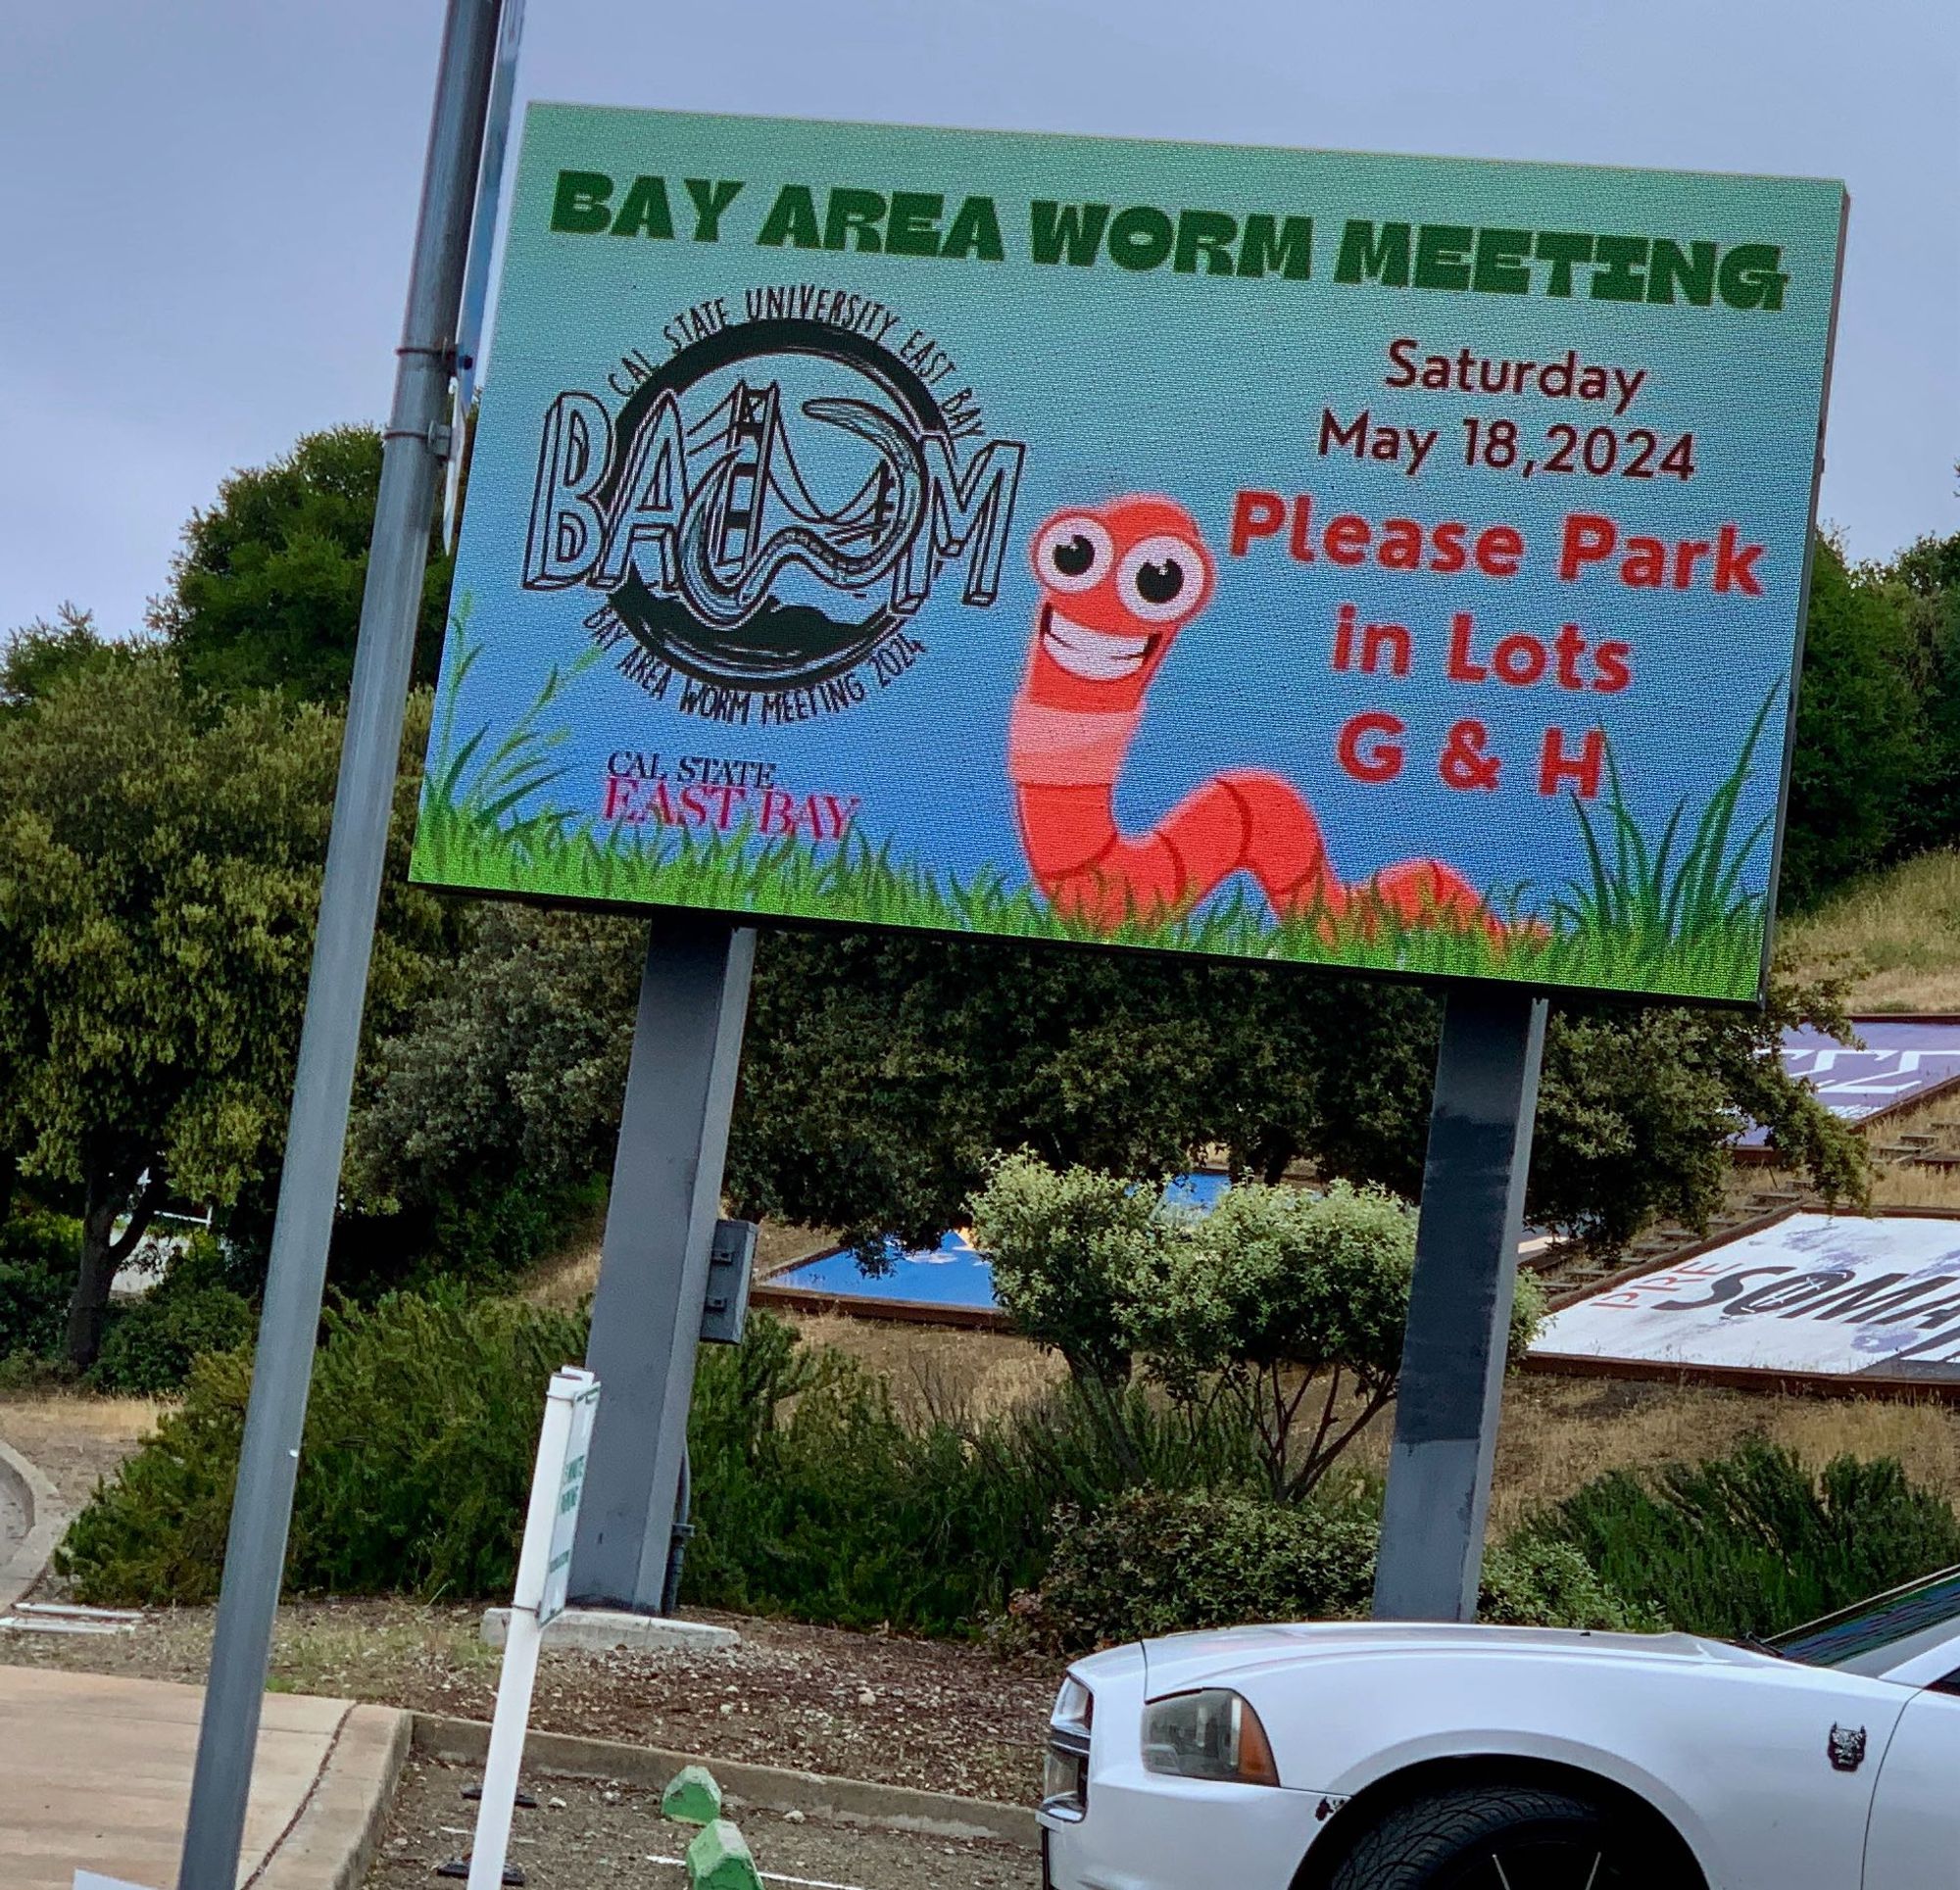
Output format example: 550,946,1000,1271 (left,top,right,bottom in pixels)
523,318,1027,690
